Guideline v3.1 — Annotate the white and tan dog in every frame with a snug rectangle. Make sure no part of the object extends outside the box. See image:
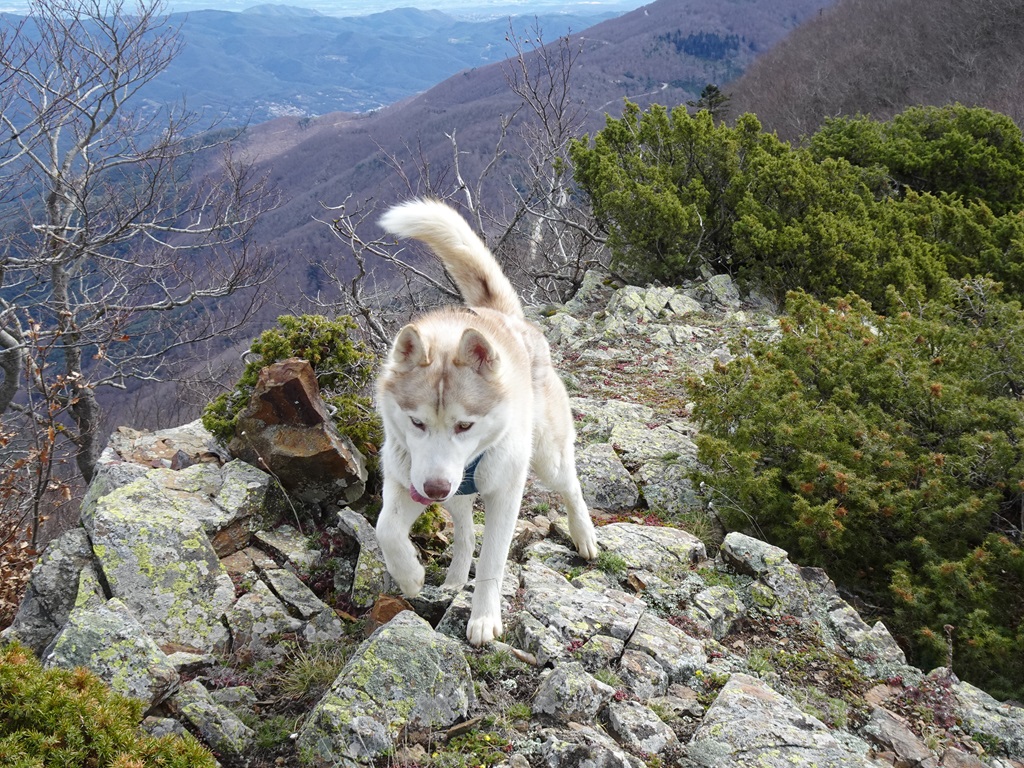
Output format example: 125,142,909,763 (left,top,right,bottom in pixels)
374,198,598,646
